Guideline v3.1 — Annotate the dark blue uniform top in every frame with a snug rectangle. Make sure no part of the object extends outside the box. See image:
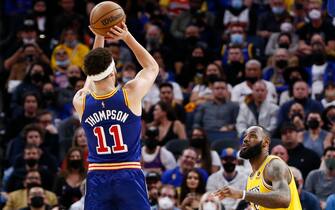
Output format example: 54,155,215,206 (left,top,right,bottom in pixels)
81,88,141,163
